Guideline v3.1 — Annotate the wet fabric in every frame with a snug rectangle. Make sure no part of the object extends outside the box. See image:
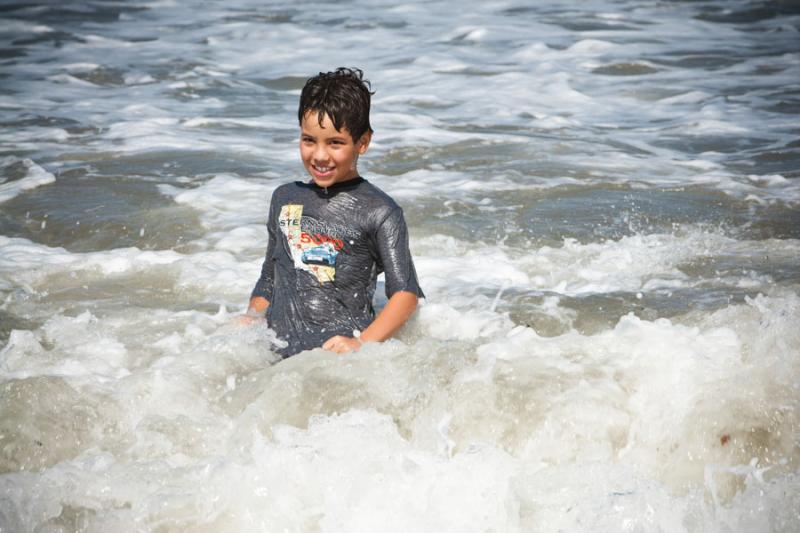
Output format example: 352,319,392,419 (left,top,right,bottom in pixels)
251,177,424,356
